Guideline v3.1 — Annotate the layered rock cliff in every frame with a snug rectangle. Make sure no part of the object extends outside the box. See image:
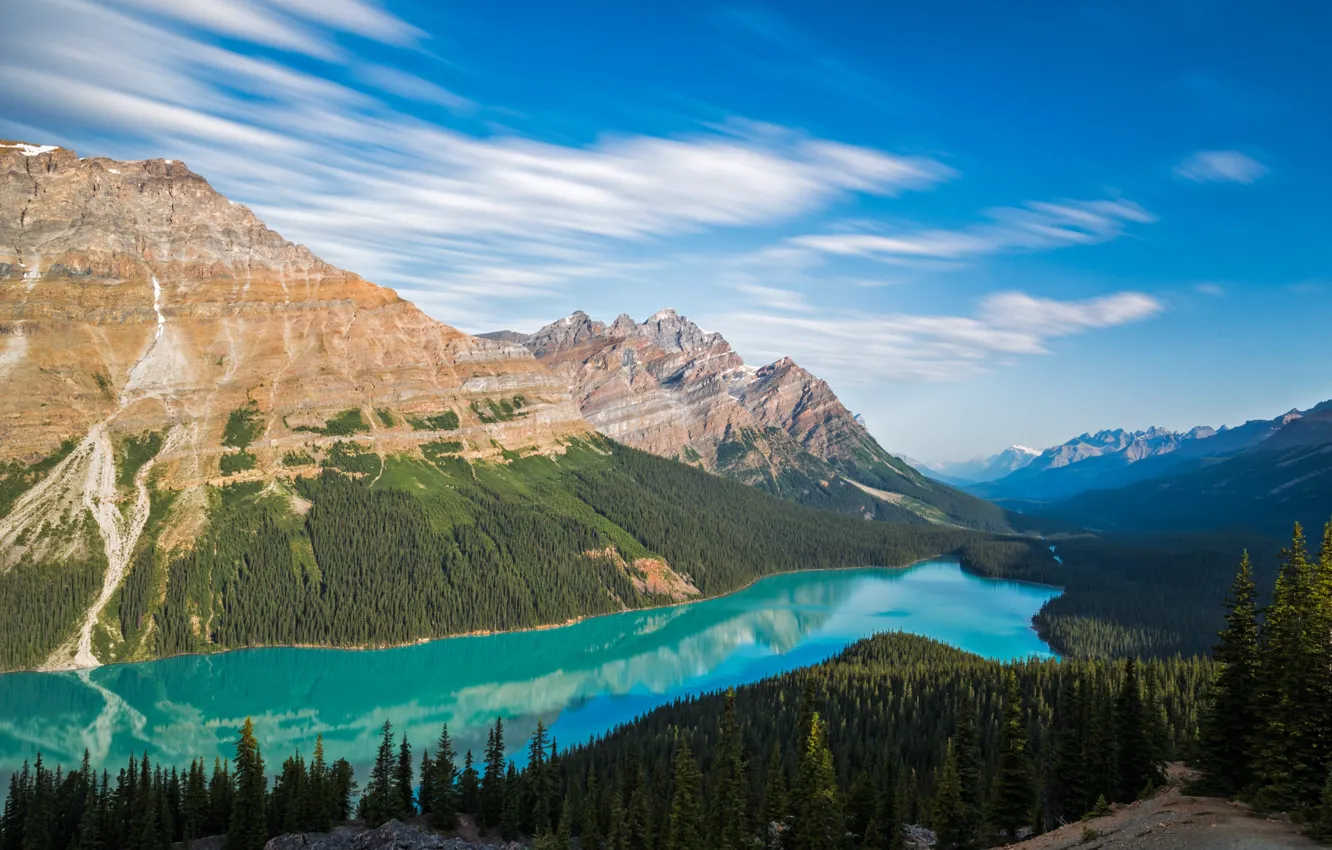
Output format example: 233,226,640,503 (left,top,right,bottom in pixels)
0,140,590,669
483,311,1012,530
